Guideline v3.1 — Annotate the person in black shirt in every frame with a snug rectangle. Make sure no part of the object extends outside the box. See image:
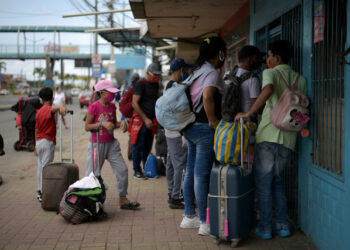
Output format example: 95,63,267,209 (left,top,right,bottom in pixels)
131,63,161,179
